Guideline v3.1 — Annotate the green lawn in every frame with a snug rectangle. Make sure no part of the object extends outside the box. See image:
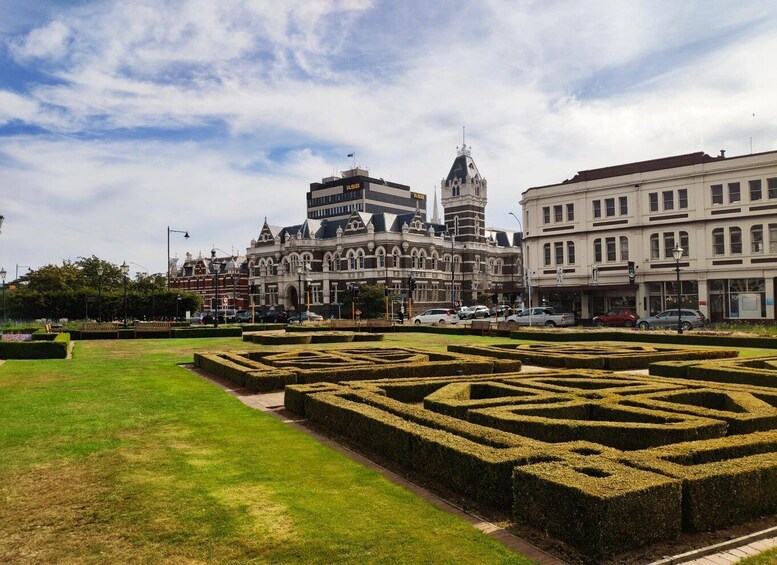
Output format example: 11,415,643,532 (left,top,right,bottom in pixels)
2,333,776,563
0,336,533,564
737,547,777,564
